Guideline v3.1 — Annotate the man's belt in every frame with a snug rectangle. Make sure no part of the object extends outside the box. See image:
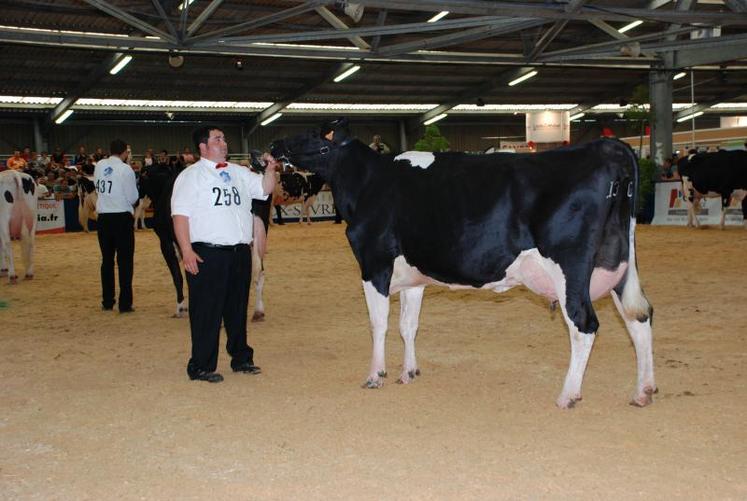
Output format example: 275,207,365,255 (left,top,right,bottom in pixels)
192,242,250,251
